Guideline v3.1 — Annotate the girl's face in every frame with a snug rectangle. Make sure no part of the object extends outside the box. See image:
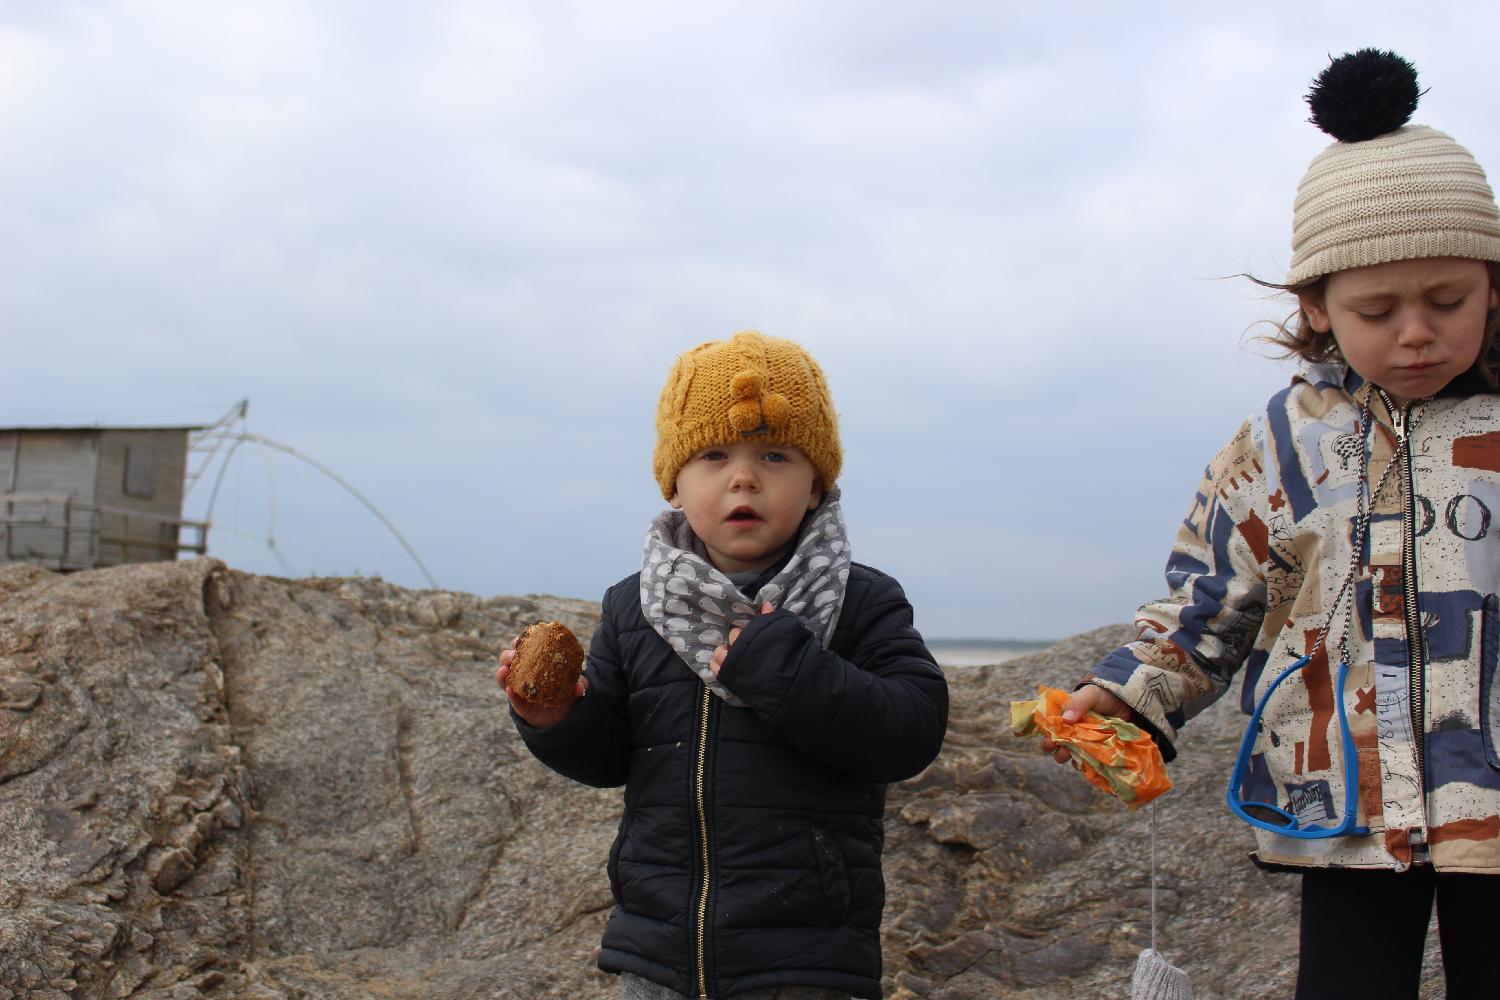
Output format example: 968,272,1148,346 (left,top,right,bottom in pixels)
1299,257,1498,406
670,441,822,574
